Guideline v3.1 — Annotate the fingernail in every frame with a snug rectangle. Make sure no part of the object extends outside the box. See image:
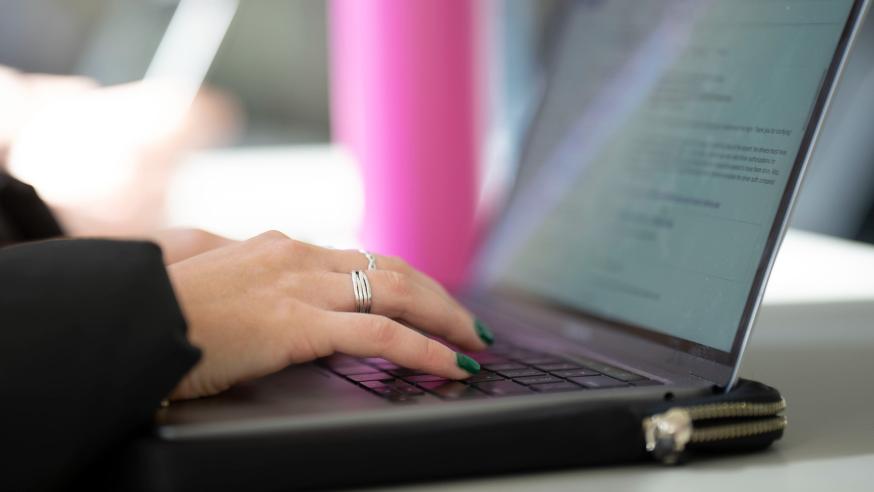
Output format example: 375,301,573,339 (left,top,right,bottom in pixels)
474,319,495,345
456,353,481,375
